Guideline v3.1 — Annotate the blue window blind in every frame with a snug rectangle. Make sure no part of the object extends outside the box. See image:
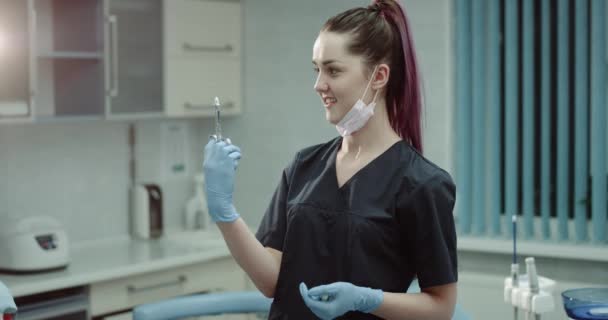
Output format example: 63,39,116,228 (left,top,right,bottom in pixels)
455,0,607,244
